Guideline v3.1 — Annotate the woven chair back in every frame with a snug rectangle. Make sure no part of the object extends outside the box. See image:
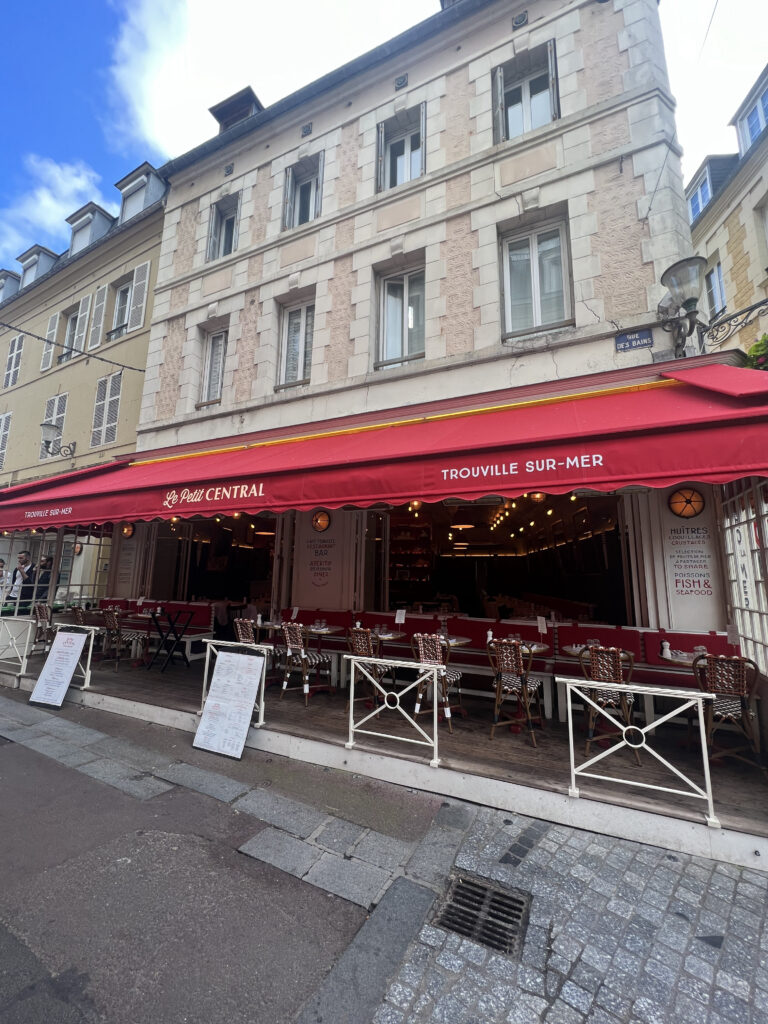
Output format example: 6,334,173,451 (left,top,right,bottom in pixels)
697,654,755,698
34,602,51,625
349,626,378,659
233,618,256,644
102,608,120,632
581,645,626,684
282,621,305,651
71,606,86,626
492,637,526,676
413,633,447,668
